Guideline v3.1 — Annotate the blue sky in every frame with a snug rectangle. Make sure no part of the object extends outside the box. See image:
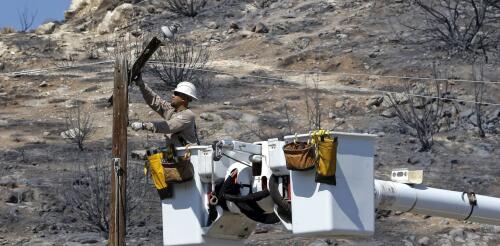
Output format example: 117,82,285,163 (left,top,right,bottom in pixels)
0,0,71,31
